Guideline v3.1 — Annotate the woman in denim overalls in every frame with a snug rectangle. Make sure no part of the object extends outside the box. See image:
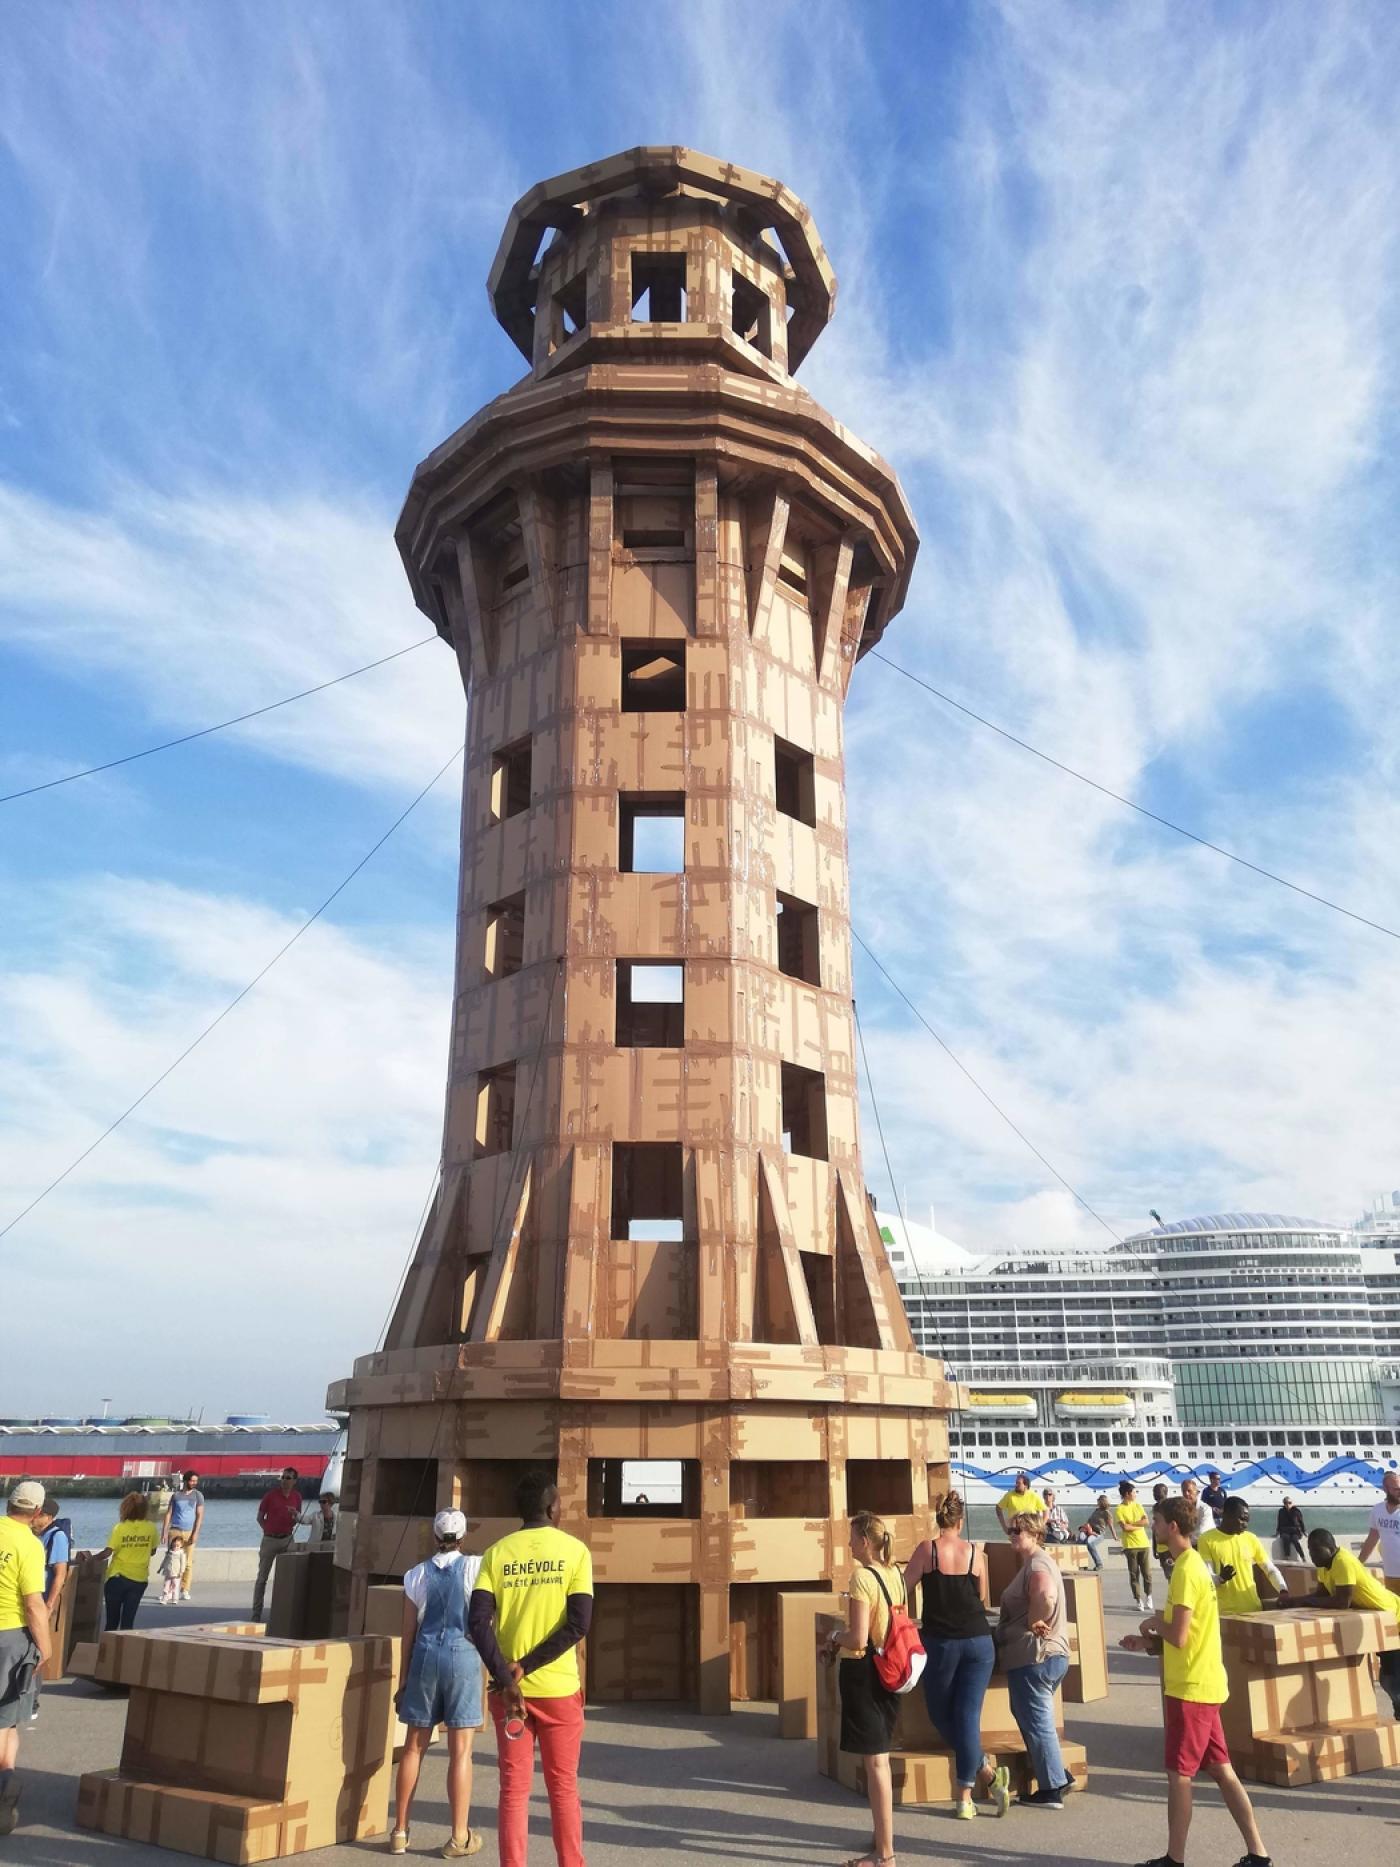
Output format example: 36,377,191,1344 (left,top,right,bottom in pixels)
391,1509,485,1858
